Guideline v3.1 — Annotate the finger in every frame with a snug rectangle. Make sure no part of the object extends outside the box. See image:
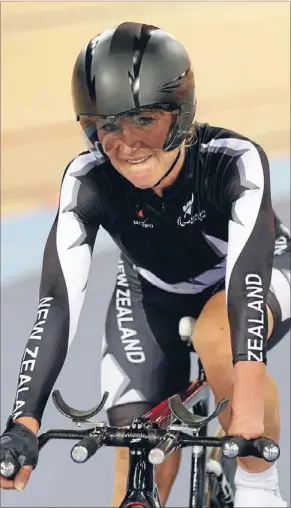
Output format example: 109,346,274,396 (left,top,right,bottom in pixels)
14,465,33,491
241,431,263,440
0,476,15,490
